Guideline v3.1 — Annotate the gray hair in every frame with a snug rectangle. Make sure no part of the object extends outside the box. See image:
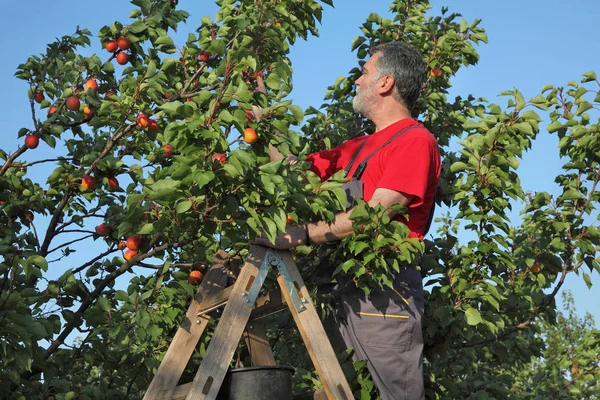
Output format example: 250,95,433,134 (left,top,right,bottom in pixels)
369,41,426,111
